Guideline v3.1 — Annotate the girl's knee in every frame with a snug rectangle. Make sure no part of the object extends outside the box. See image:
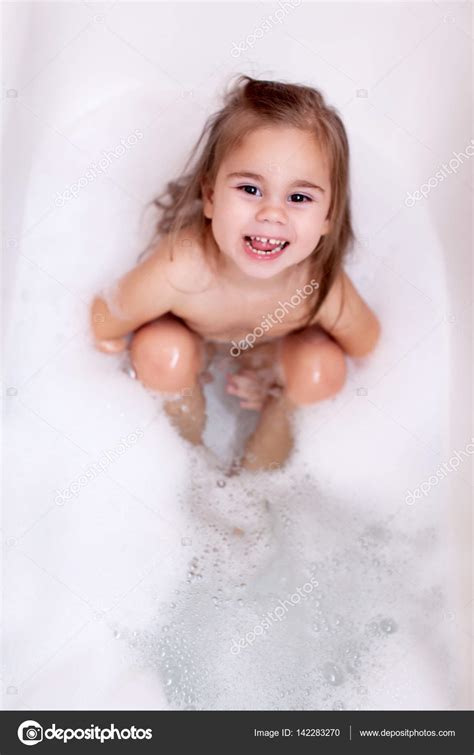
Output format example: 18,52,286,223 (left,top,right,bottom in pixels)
130,317,204,392
279,331,347,406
